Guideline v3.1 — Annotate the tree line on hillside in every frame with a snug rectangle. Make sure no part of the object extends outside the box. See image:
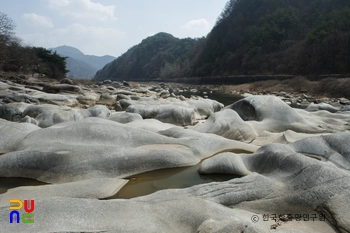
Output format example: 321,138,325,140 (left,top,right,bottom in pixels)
0,12,67,79
95,32,200,81
95,0,350,81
